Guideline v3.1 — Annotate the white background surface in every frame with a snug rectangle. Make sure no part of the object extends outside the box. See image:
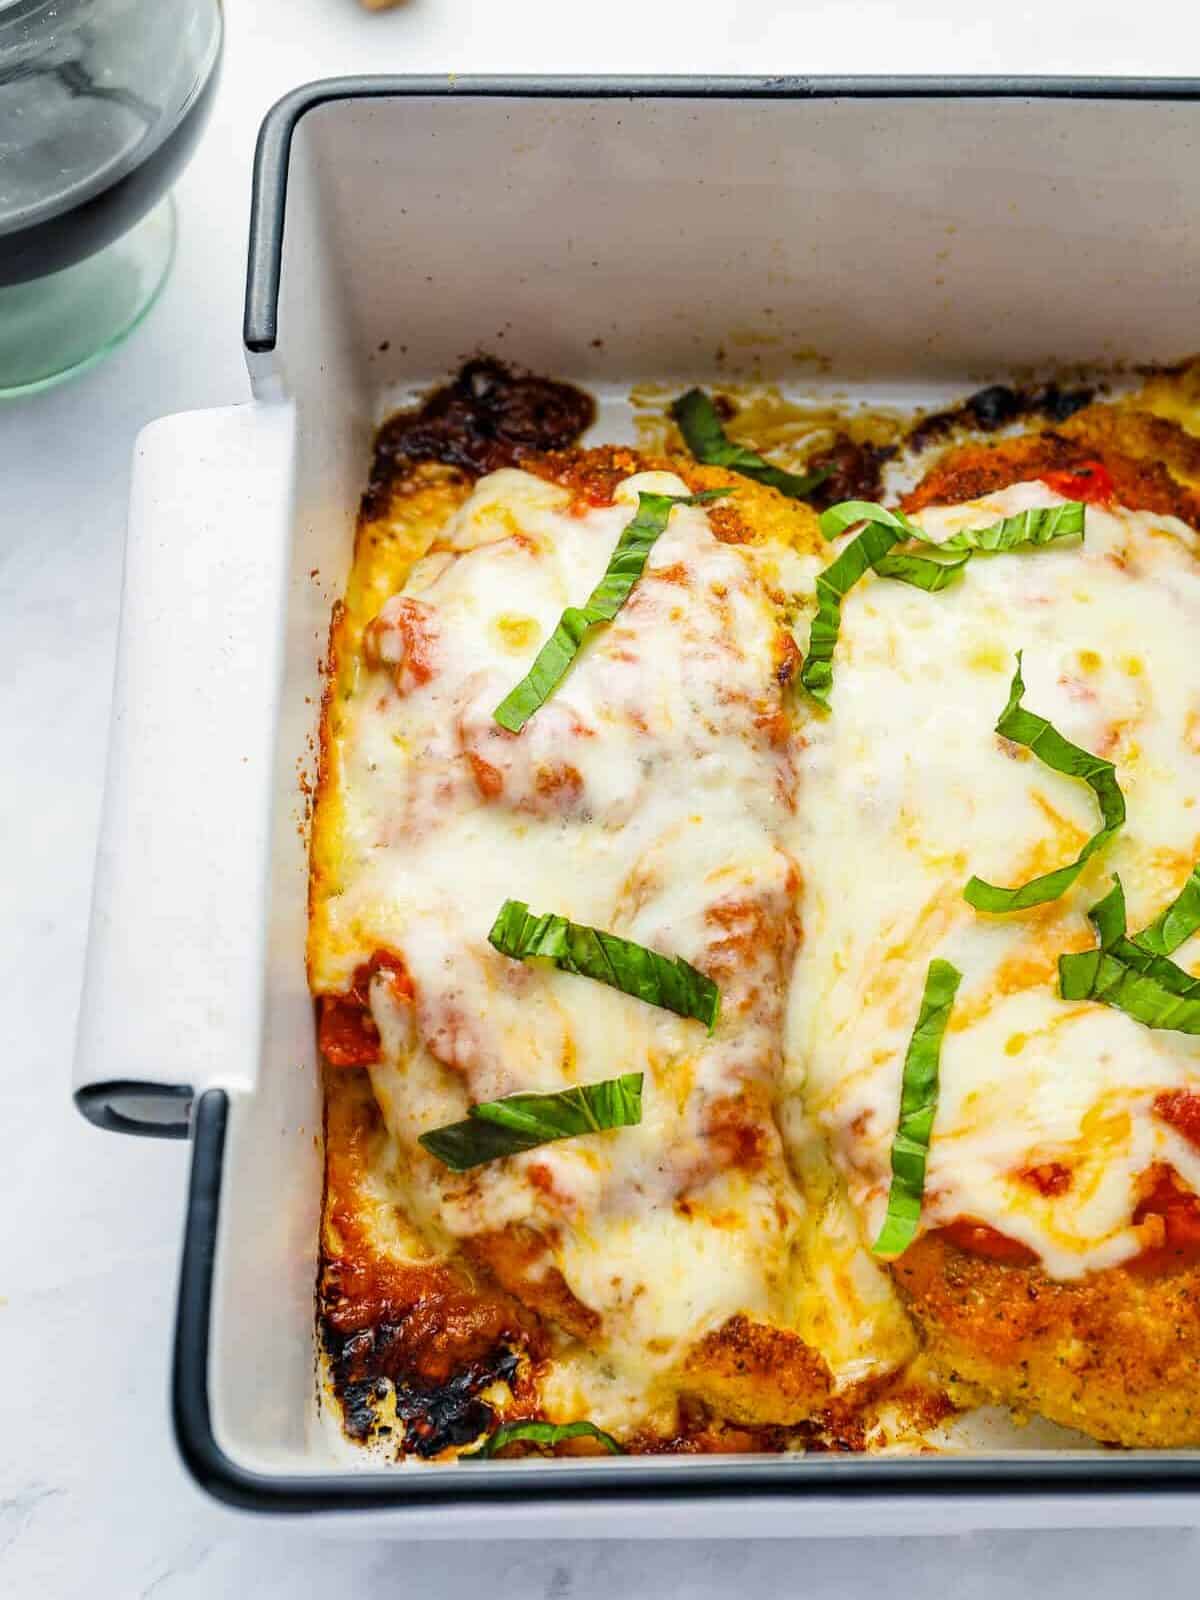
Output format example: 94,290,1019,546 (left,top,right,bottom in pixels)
5,2,1200,1594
